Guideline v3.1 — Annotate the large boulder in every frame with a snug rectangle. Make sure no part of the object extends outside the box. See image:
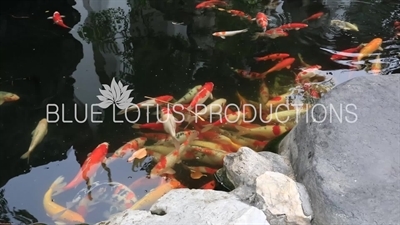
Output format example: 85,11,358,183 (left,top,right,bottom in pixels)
279,75,400,225
96,189,268,225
